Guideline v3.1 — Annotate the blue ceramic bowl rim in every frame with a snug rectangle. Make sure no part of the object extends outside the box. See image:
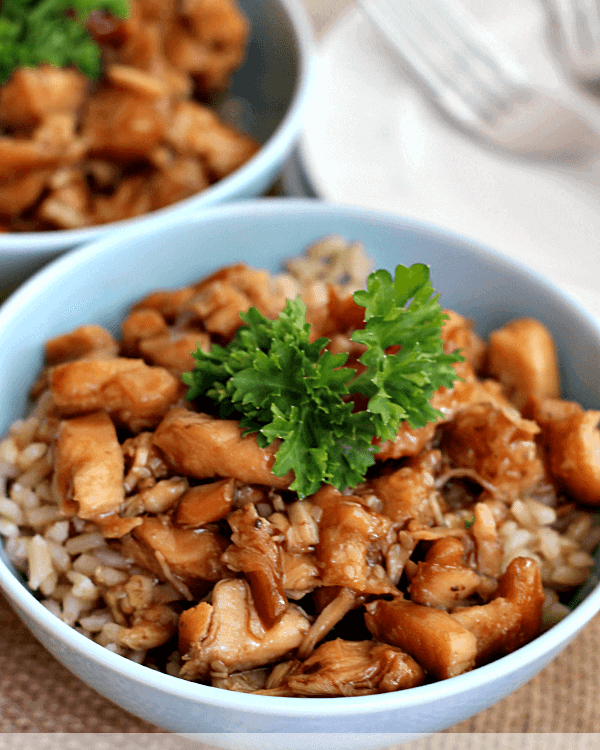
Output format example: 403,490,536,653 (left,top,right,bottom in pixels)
0,0,316,254
1,197,599,719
